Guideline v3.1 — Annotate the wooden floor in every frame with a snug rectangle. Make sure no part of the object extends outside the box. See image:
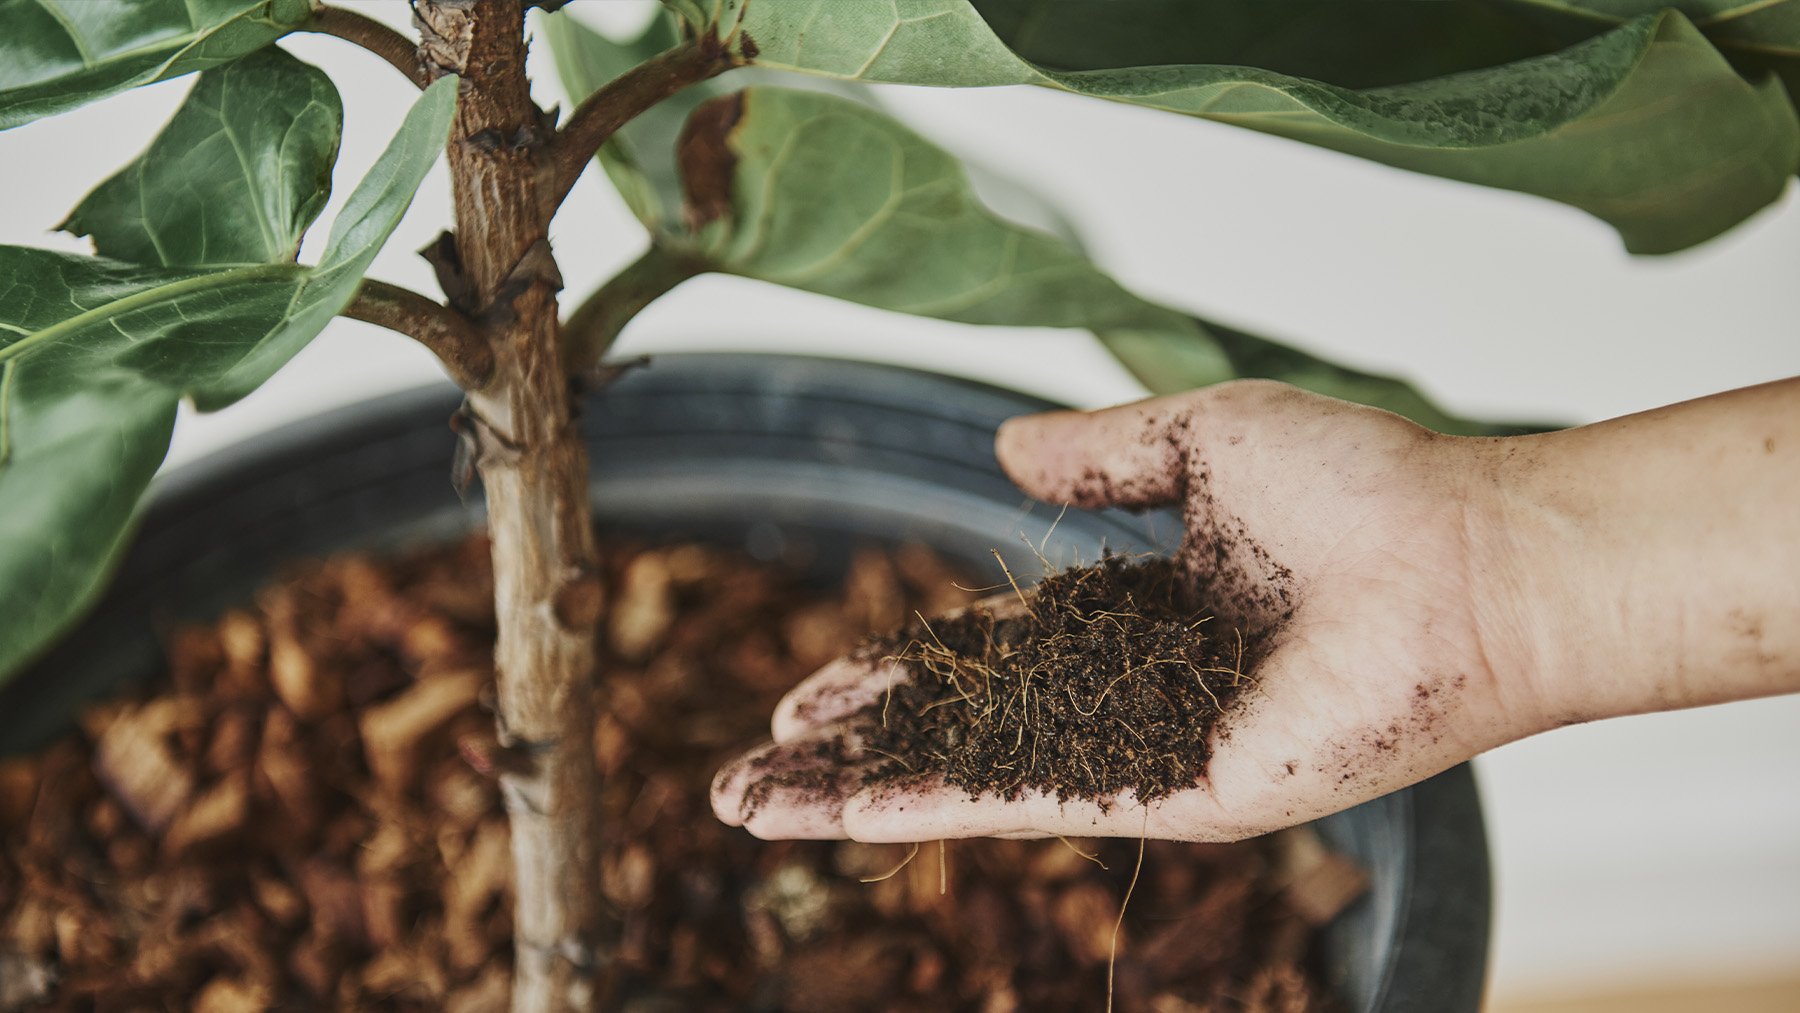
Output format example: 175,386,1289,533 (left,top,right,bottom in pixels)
1490,977,1800,1013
